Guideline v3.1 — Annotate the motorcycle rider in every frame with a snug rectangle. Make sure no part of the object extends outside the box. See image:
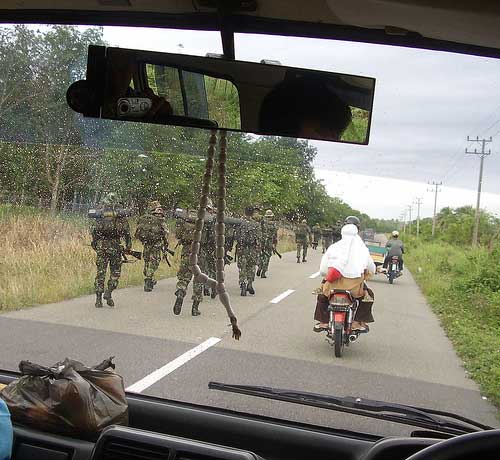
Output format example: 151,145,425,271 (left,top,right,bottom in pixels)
313,216,376,332
384,230,405,272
